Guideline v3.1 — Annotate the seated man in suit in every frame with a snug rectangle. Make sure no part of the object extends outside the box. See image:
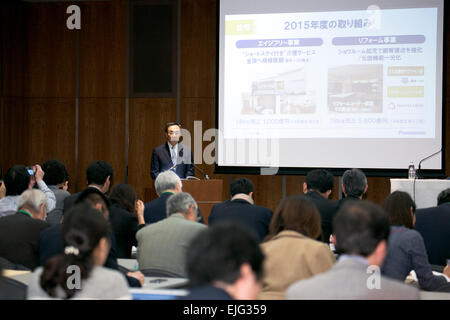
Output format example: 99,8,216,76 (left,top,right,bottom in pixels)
137,192,206,277
303,169,338,243
0,189,50,270
150,122,194,180
0,164,56,218
144,170,204,224
144,170,182,224
337,168,368,209
42,159,71,225
415,188,450,266
286,201,420,300
208,178,273,242
63,160,113,213
181,222,264,300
